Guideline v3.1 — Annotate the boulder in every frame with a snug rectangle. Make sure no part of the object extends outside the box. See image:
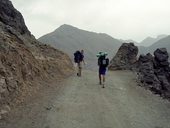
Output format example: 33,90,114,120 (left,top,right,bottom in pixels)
109,43,138,70
137,53,161,94
137,48,170,98
154,48,169,62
